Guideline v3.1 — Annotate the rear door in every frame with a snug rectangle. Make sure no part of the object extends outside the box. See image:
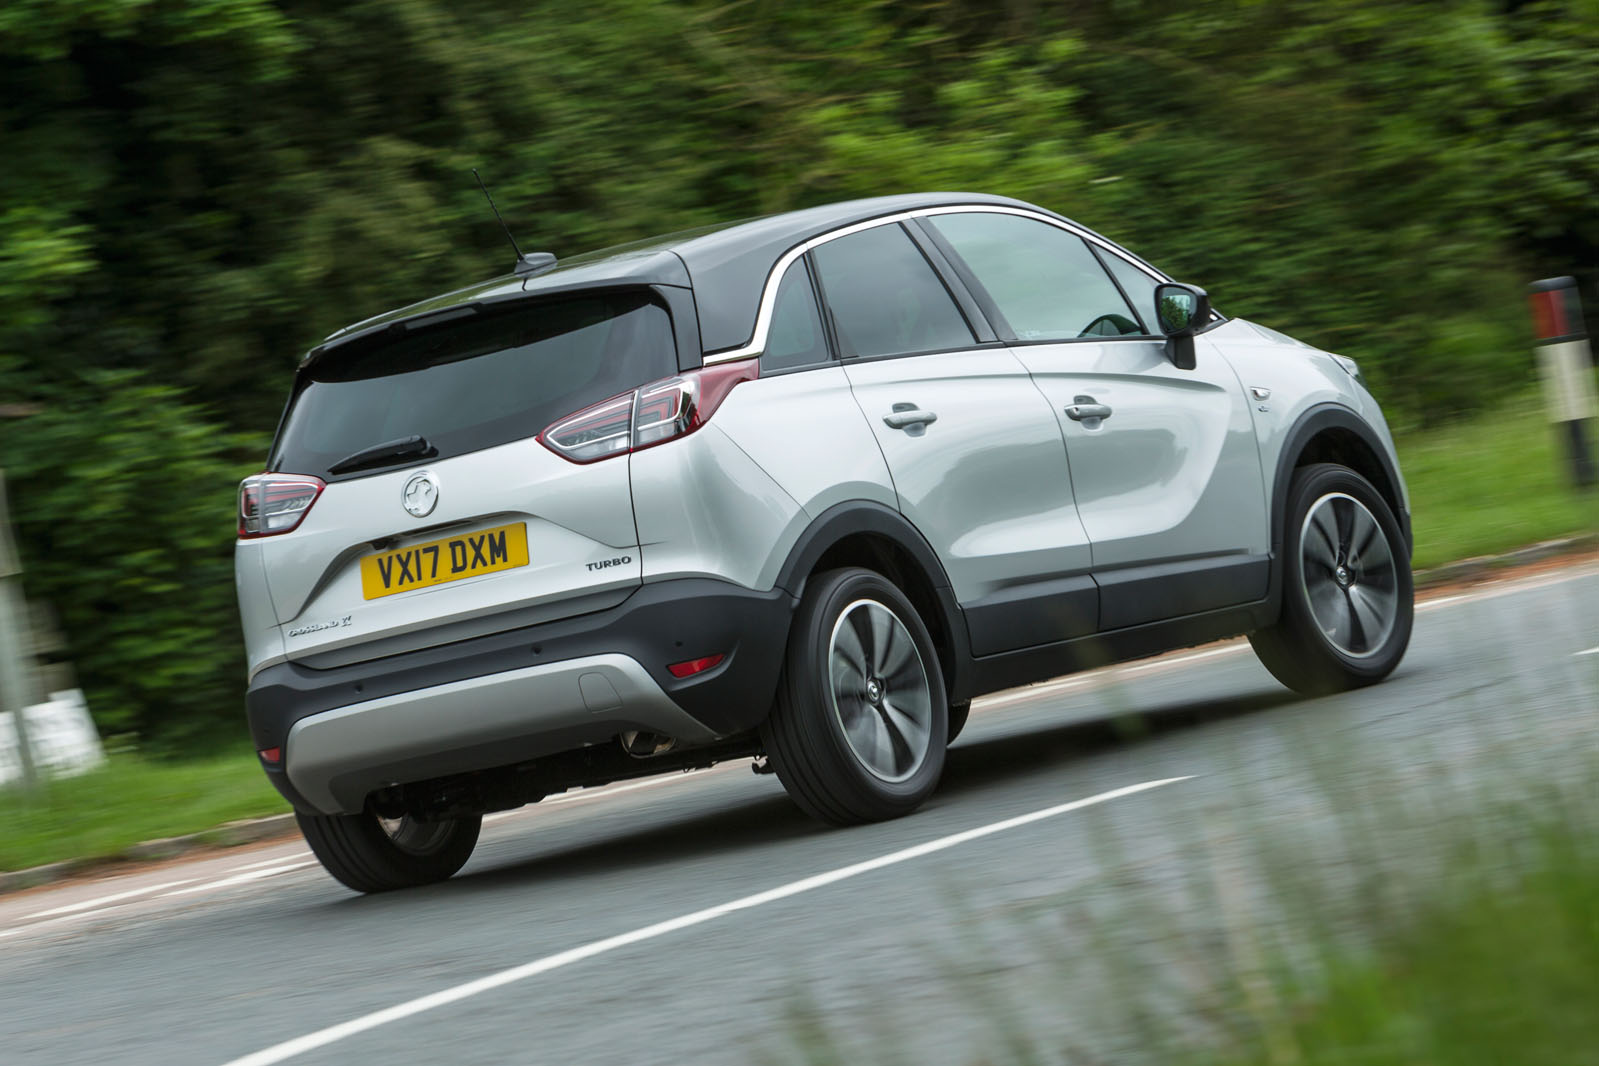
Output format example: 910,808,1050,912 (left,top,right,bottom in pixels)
249,291,677,667
920,210,1269,630
811,221,1097,655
